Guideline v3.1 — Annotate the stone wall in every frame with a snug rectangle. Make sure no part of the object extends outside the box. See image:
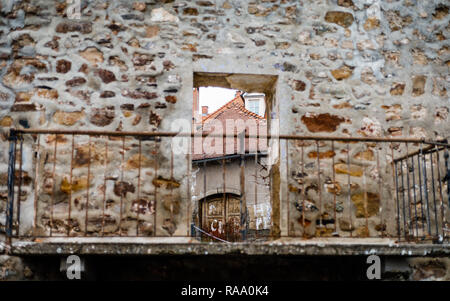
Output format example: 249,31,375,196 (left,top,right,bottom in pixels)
0,0,449,239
